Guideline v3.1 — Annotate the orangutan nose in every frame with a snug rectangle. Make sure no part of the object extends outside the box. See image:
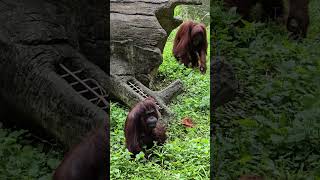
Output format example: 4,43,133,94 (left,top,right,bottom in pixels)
147,116,157,128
